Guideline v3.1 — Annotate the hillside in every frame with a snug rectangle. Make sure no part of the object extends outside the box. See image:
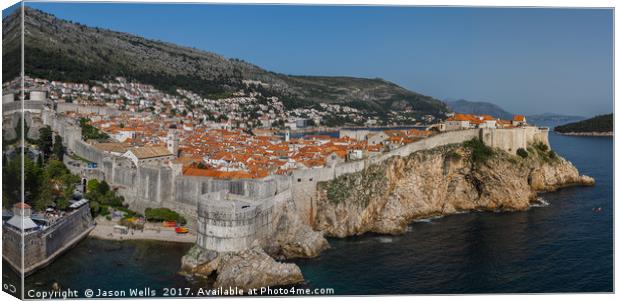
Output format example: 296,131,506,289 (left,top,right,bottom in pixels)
2,7,447,117
445,99,513,119
554,114,613,134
